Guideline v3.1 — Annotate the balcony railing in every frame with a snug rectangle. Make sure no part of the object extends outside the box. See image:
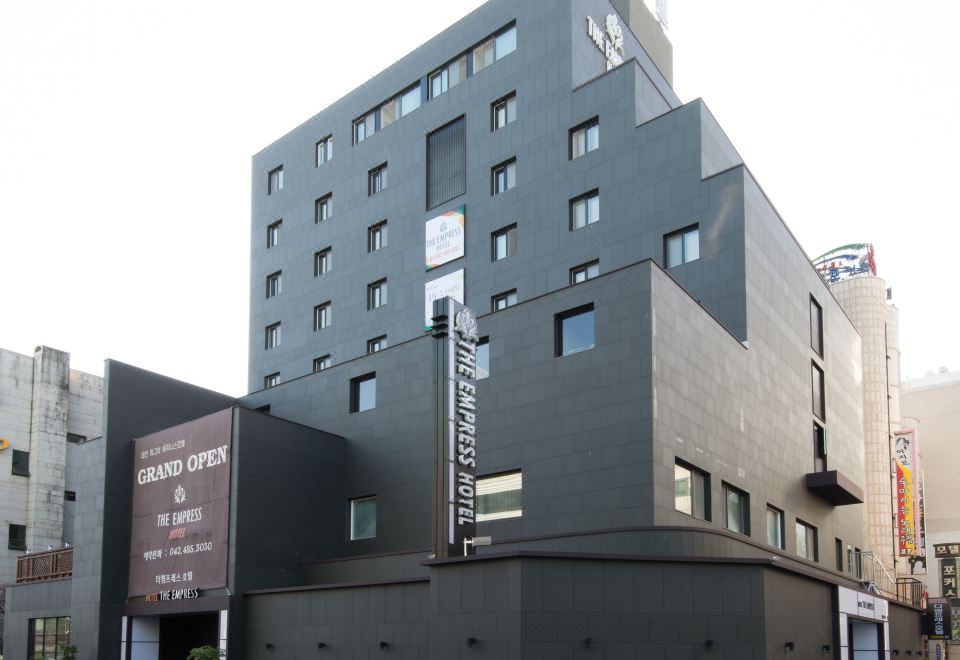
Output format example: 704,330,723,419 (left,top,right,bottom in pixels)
16,547,73,583
851,551,925,609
